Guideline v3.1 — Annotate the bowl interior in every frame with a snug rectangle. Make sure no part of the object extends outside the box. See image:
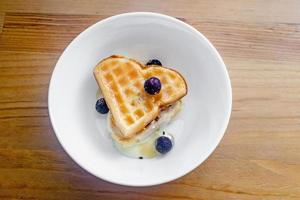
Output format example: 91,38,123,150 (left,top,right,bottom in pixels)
49,13,231,186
